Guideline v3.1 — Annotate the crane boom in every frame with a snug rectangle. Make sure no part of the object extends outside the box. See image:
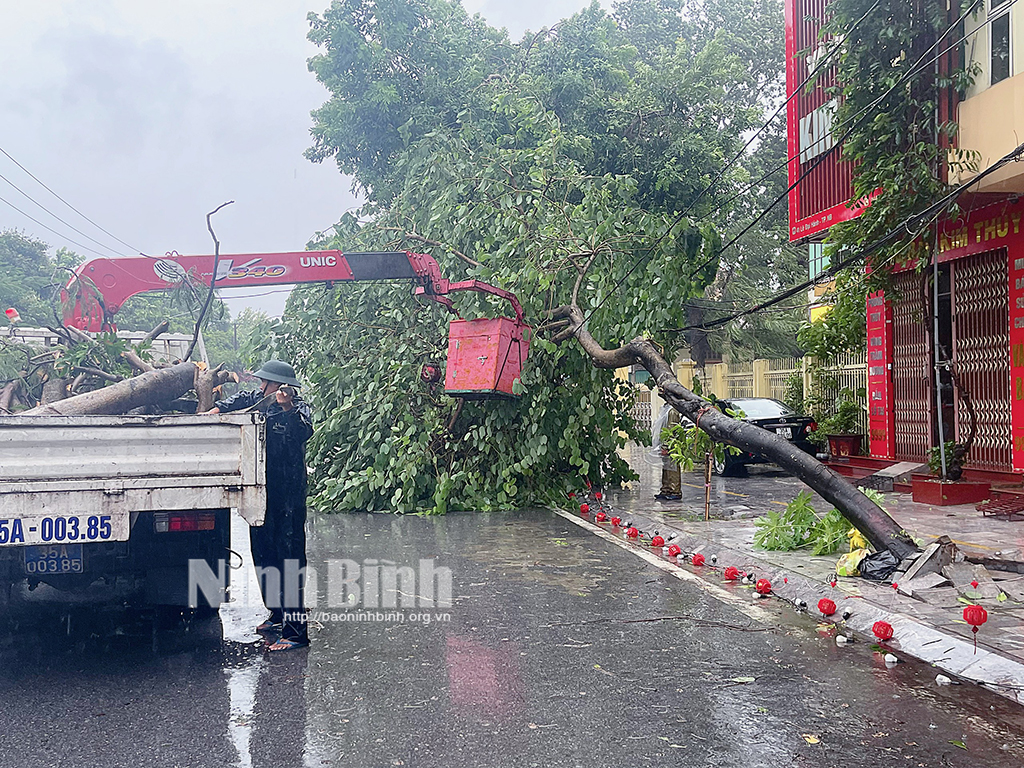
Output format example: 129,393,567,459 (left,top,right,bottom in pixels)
63,250,524,331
